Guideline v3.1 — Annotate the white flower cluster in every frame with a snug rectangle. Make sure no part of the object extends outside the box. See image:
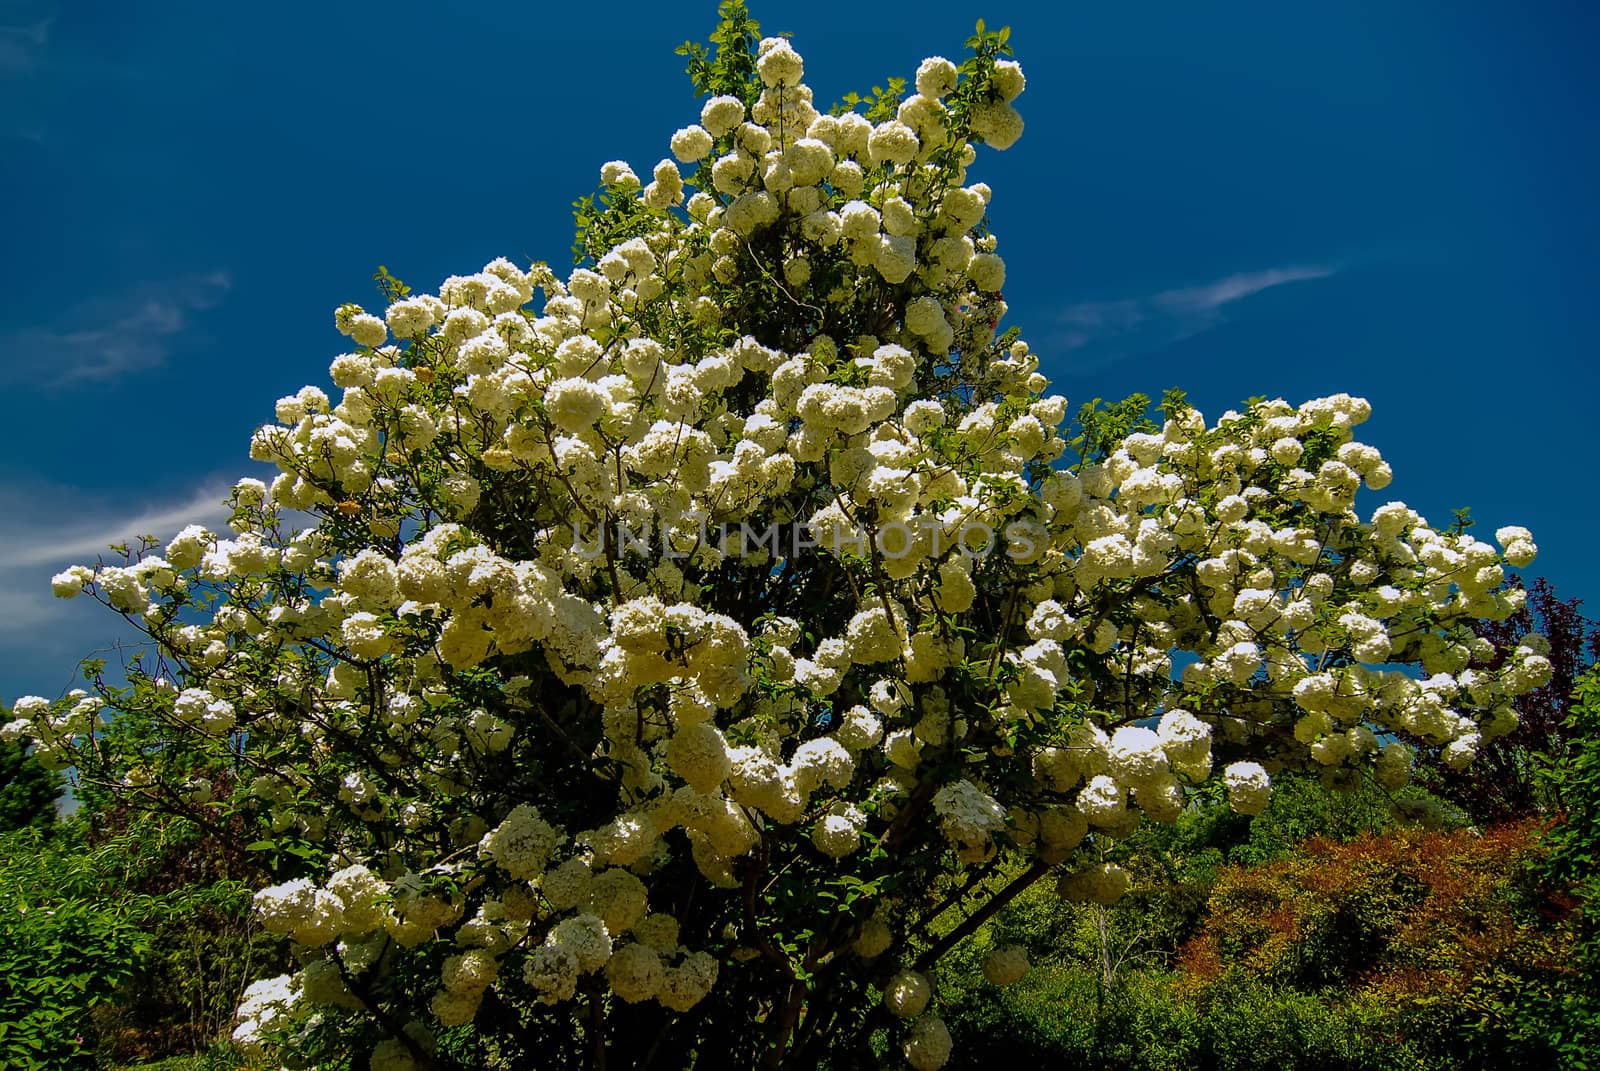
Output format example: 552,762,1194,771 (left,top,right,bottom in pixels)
253,878,348,946
884,969,932,1018
2,691,103,769
478,803,562,880
982,943,1029,986
232,974,299,1057
1222,761,1272,816
252,864,393,947
854,915,894,959
433,948,498,1026
904,1014,954,1071
813,802,868,858
1058,862,1132,905
931,780,1008,863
